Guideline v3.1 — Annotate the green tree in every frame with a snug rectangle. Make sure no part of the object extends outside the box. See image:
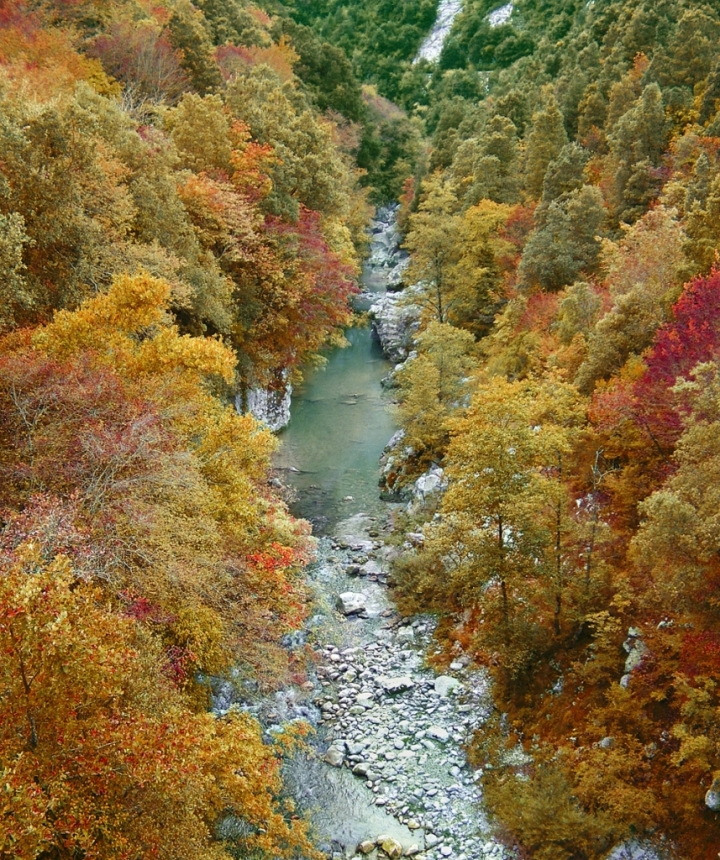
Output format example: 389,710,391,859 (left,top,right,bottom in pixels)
608,83,668,224
555,281,602,346
524,92,568,200
519,185,606,291
226,66,352,220
448,114,522,206
167,0,223,96
684,170,720,275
